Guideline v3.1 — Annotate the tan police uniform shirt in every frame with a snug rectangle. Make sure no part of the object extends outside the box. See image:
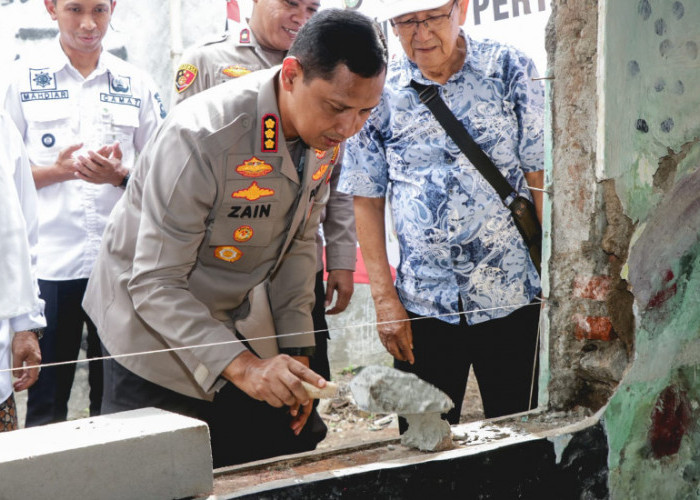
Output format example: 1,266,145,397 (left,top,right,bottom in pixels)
172,23,285,107
172,22,356,274
84,68,339,400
